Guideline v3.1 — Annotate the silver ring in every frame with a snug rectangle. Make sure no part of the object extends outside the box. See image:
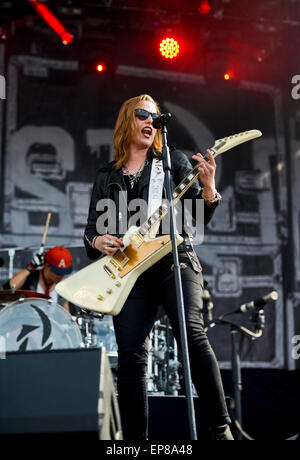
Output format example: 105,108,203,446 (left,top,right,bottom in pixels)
106,239,114,247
